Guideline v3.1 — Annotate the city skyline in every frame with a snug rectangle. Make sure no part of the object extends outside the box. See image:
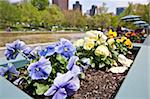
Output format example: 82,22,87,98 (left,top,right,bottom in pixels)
9,0,149,13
